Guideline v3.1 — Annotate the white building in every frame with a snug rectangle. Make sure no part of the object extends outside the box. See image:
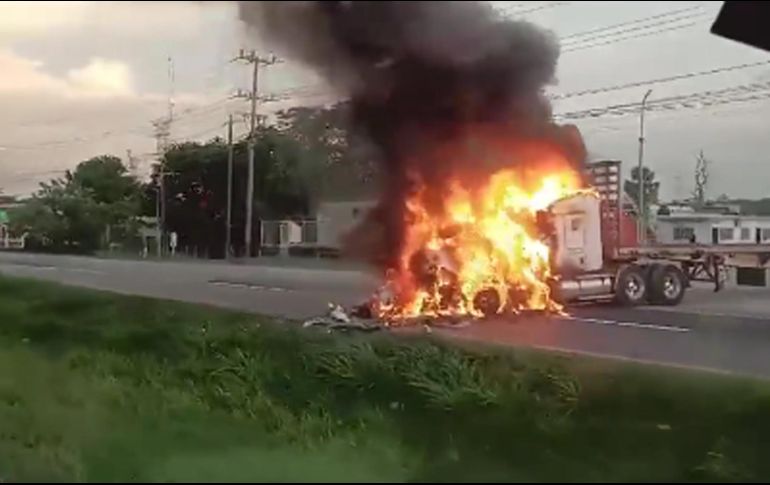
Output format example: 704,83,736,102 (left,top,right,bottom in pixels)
655,209,770,287
655,212,770,245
